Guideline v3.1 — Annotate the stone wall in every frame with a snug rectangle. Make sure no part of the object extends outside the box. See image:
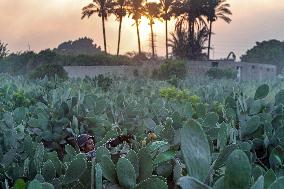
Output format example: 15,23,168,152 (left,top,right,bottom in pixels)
64,60,277,81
